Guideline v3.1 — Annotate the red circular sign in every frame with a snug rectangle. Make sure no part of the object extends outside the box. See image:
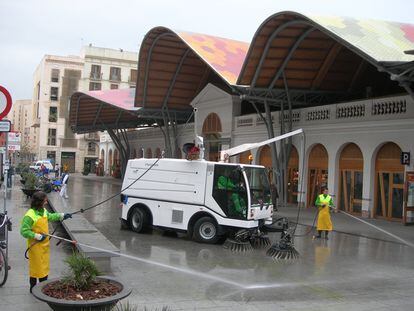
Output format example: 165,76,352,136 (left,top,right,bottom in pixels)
0,85,12,120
